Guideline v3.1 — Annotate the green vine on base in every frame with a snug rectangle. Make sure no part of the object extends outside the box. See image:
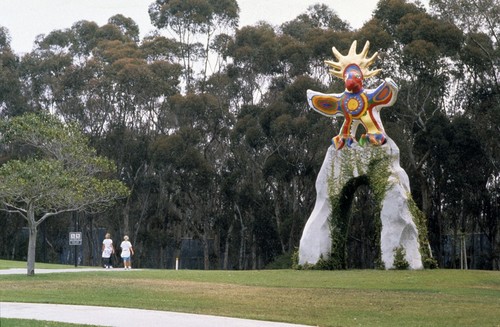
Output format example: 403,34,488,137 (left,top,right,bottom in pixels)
392,246,410,270
407,196,438,269
326,147,390,270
